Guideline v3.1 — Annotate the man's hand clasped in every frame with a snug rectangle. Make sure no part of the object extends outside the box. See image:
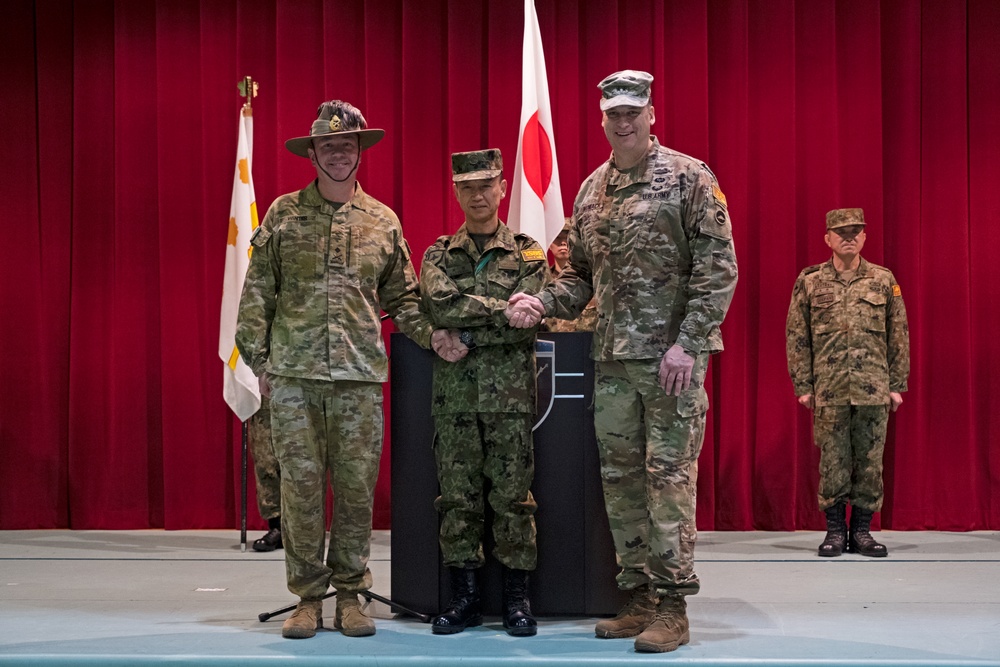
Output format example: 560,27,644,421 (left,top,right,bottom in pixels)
505,293,545,328
431,328,469,363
